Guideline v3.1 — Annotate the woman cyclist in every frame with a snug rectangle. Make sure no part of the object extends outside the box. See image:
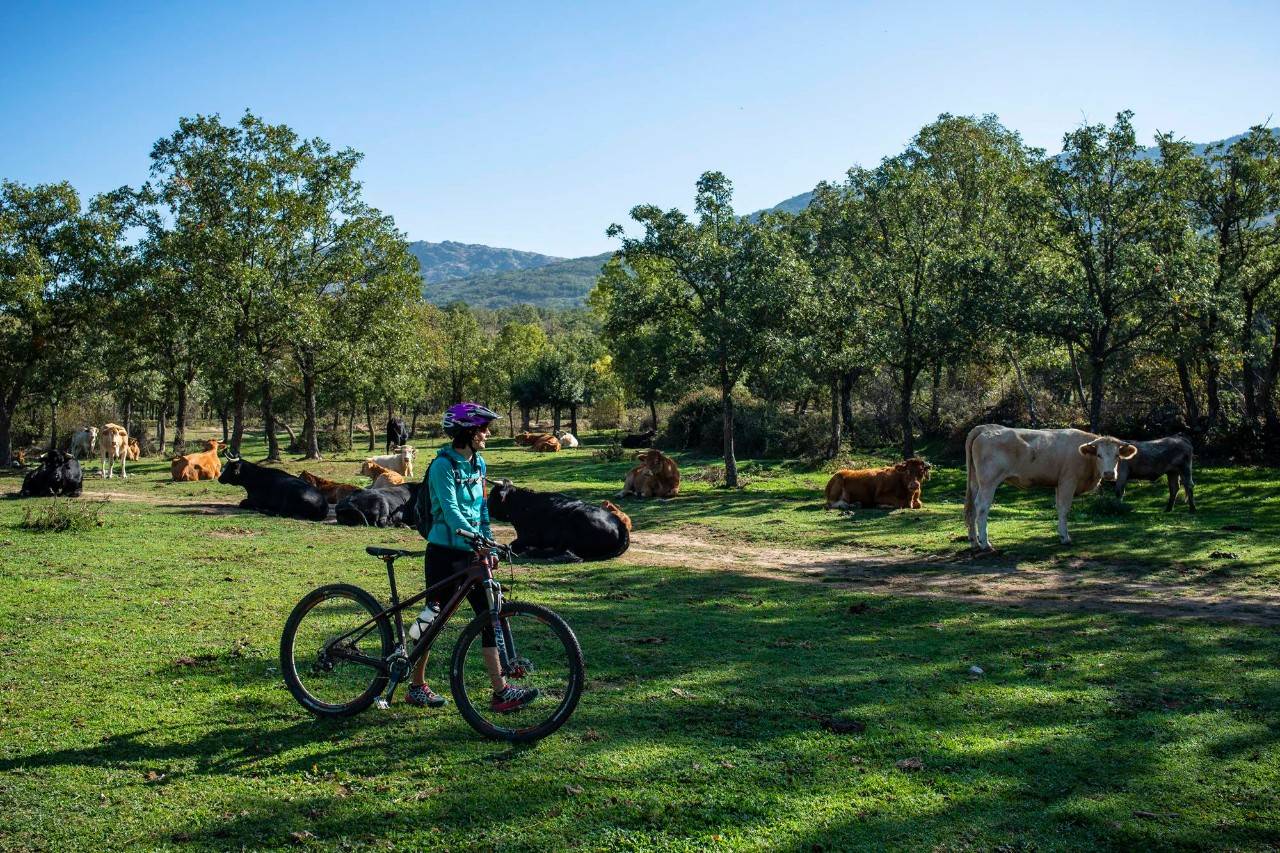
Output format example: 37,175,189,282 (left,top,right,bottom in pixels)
405,402,539,713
